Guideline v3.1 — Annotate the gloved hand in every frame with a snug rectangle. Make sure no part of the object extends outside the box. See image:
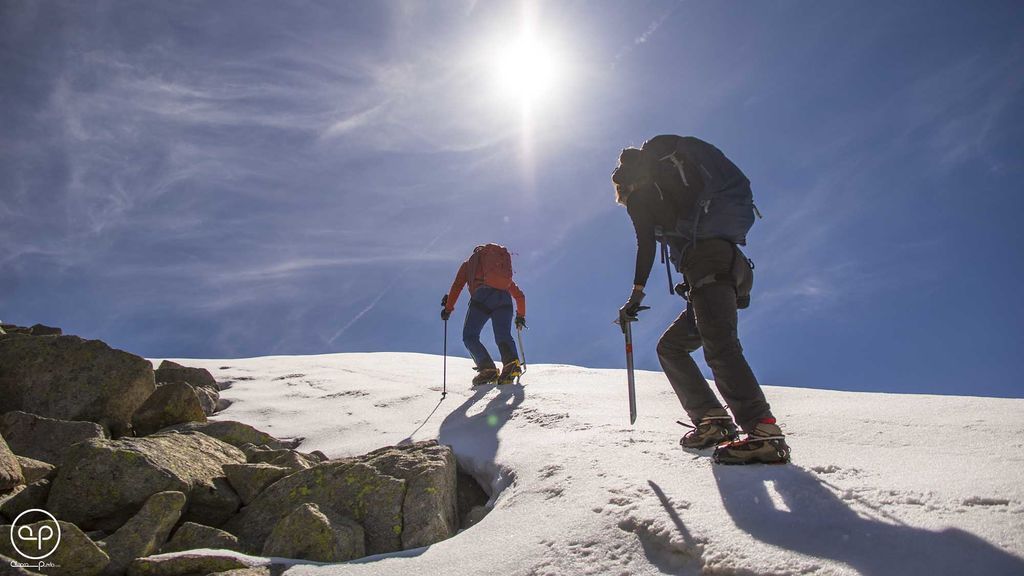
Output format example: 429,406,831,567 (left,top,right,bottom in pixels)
618,287,646,322
515,315,527,330
441,308,452,321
